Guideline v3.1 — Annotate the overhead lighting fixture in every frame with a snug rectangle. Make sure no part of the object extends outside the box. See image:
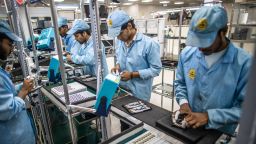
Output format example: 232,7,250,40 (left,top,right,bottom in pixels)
56,5,79,10
174,1,184,5
160,1,170,4
110,2,120,5
54,0,64,2
142,0,153,2
123,2,133,5
108,5,117,8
